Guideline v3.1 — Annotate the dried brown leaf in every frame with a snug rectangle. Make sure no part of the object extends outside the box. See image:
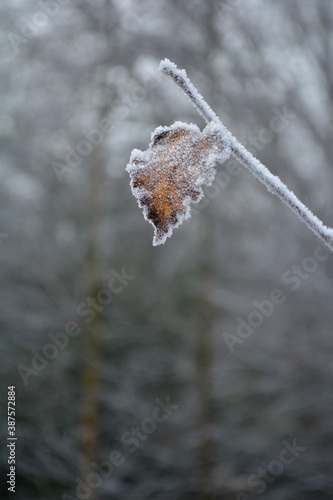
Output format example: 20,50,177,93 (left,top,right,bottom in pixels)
127,121,230,245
